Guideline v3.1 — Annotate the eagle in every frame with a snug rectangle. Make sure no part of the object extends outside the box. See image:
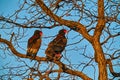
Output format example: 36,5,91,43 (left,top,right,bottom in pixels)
26,30,42,60
45,29,67,61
